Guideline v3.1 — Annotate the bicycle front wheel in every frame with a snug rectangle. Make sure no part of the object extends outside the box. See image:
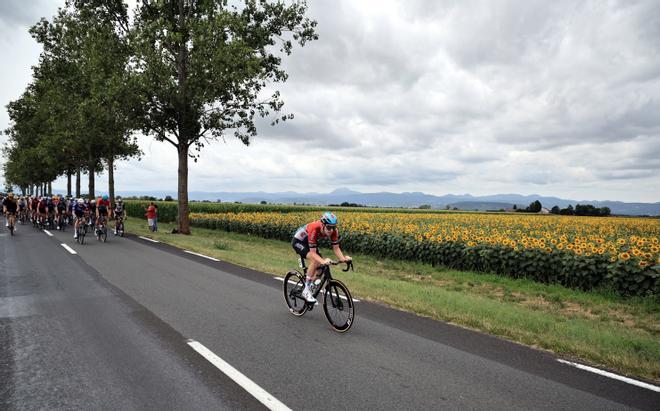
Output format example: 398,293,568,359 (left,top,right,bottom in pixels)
323,280,355,332
283,270,308,316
